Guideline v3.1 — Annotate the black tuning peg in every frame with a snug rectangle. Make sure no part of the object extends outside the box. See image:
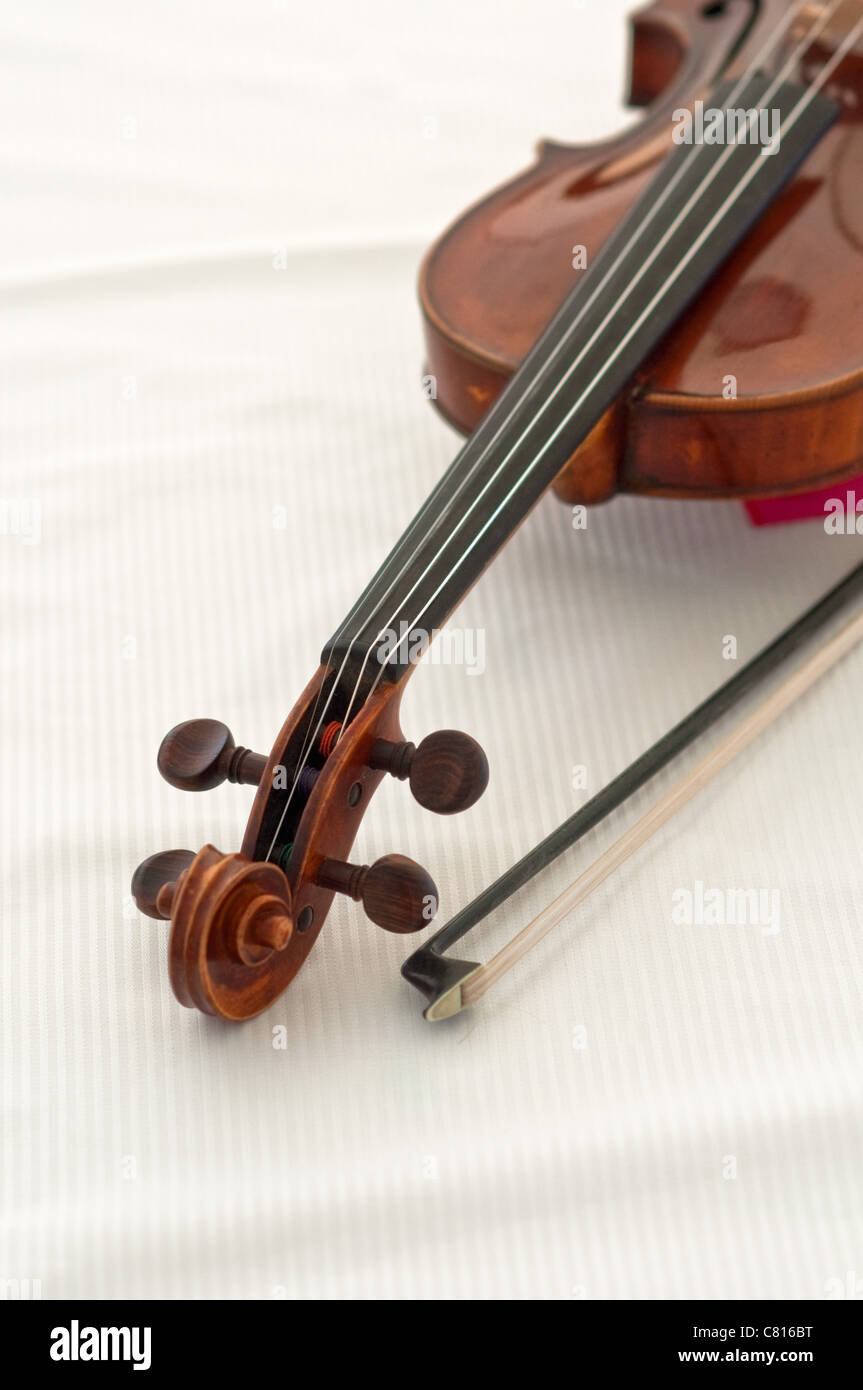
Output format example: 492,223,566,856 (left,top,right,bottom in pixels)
157,719,267,792
315,854,438,934
369,730,489,814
